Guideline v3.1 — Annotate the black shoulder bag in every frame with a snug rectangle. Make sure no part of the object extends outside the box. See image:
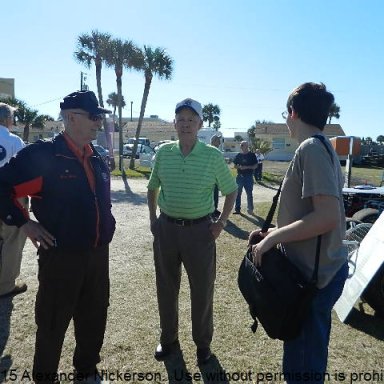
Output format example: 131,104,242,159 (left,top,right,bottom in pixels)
238,135,332,341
